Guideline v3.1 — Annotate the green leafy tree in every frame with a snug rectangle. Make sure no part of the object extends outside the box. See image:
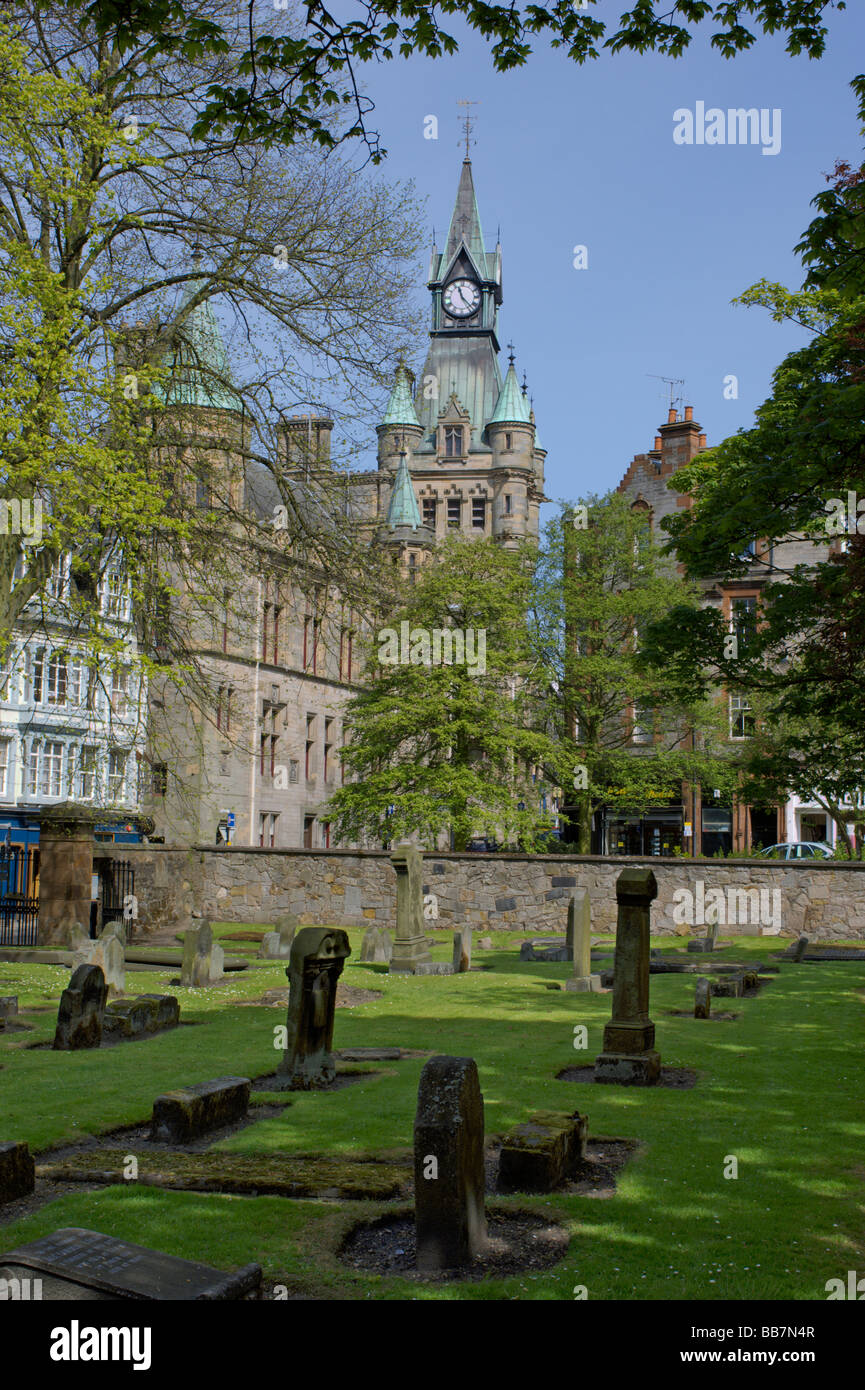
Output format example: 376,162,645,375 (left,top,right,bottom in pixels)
327,535,557,851
643,94,865,783
739,705,865,855
0,9,420,789
68,0,842,155
533,494,740,853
